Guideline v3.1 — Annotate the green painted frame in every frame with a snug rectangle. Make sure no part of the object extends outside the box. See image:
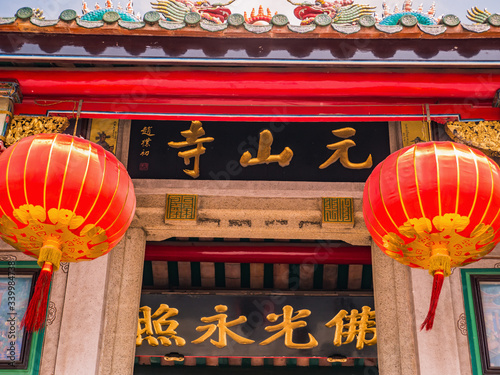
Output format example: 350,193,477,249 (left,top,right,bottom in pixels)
0,261,46,375
462,268,500,375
